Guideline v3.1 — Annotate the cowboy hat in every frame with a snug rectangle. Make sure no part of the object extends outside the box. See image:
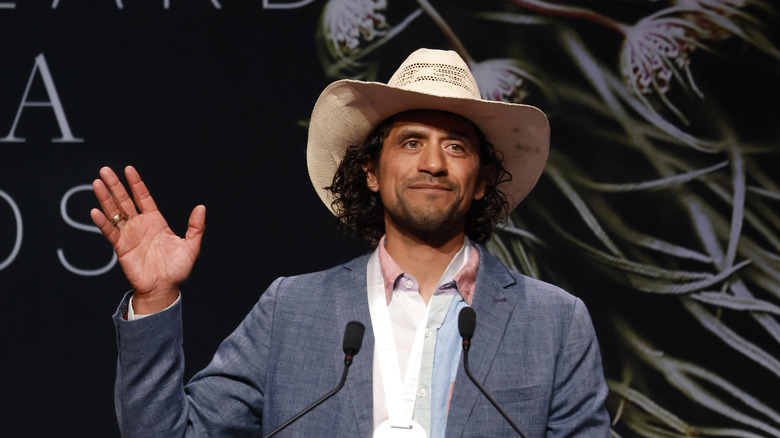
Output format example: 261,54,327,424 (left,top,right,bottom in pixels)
307,48,550,216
